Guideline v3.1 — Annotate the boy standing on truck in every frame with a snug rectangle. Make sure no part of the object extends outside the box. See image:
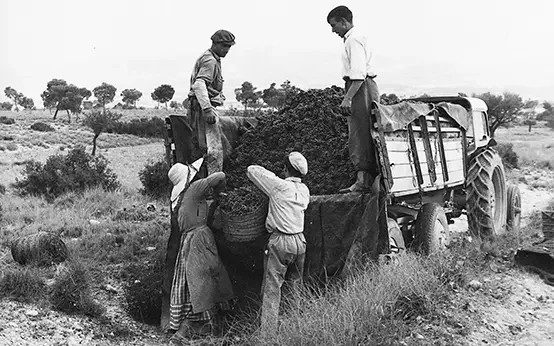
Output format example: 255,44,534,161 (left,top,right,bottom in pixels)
246,152,310,334
327,5,380,193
